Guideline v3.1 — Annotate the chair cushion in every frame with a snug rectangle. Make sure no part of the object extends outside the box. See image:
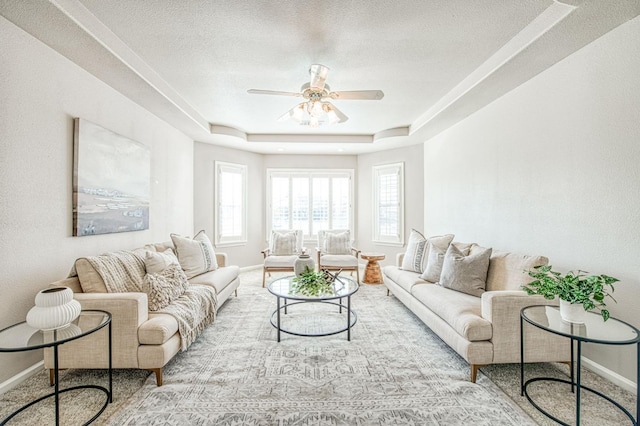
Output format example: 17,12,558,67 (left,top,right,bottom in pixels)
411,284,492,341
138,313,179,345
264,255,298,268
486,251,549,291
383,265,430,293
189,265,240,294
319,254,358,268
